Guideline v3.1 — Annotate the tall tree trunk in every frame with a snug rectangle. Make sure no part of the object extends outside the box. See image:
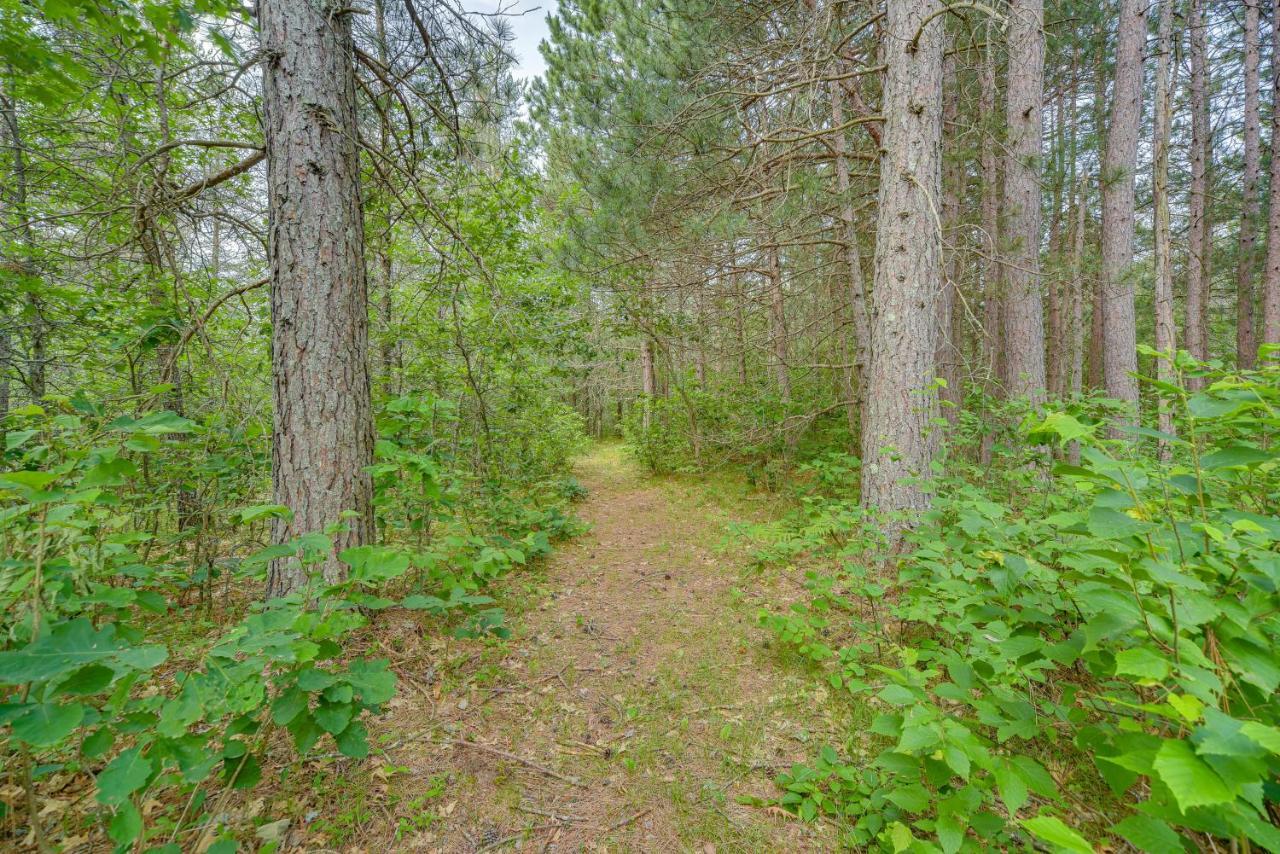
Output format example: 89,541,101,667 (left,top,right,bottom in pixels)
765,243,790,401
0,82,46,402
1088,35,1108,390
1002,0,1047,401
830,79,870,426
261,0,375,596
1069,177,1087,397
1152,0,1179,454
938,52,964,422
640,336,655,431
1187,0,1212,383
1099,0,1146,413
860,0,944,537
1264,0,1280,347
979,37,1003,395
1237,0,1262,369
